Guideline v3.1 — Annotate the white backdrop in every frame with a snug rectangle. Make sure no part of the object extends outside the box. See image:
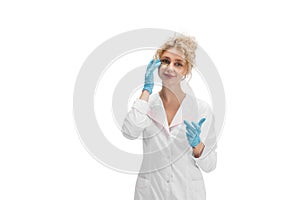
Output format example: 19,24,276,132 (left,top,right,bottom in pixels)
1,0,299,199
